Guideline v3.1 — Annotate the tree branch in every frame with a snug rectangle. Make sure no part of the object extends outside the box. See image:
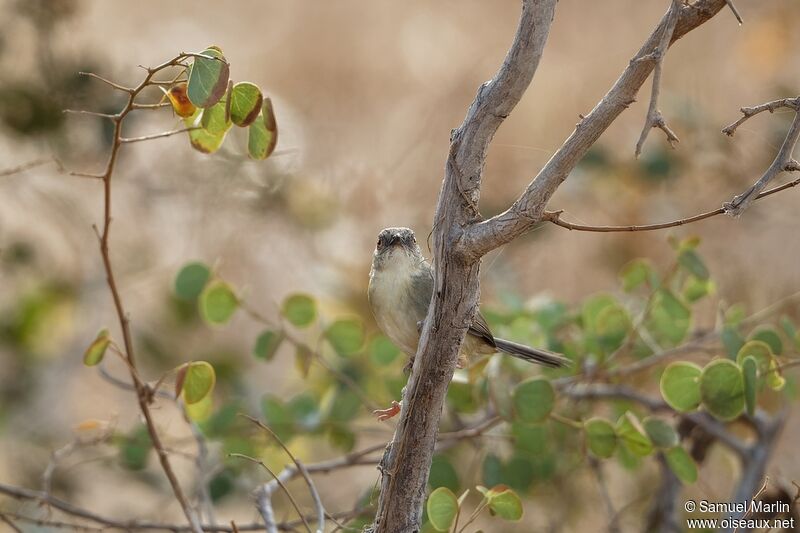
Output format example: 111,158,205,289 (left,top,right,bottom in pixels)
370,2,558,531
723,97,800,217
635,0,681,157
542,173,800,232
462,0,727,259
